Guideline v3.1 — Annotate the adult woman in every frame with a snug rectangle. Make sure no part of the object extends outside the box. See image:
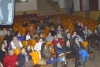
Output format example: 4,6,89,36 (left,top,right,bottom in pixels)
25,30,31,40
73,36,90,67
0,43,7,64
15,31,24,41
35,26,42,34
41,43,57,67
54,42,66,67
45,32,53,42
